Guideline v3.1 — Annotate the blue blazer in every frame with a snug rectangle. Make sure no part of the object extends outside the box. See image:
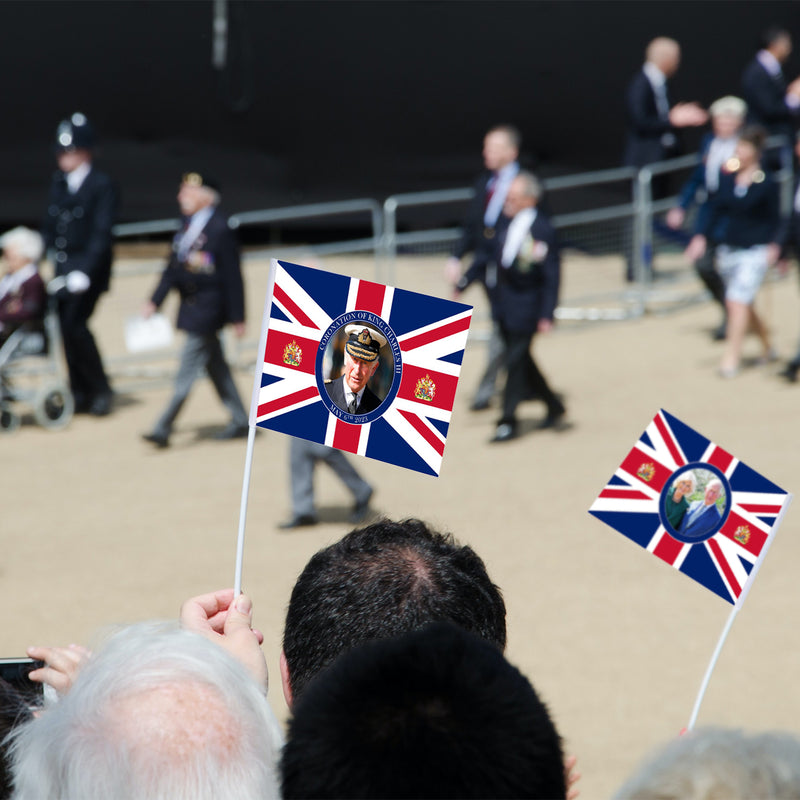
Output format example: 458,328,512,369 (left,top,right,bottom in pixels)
678,500,721,539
